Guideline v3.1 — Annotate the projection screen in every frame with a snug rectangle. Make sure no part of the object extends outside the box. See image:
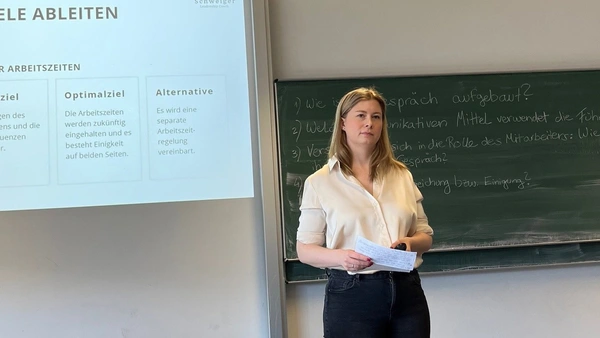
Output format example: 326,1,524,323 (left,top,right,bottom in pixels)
0,0,255,211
